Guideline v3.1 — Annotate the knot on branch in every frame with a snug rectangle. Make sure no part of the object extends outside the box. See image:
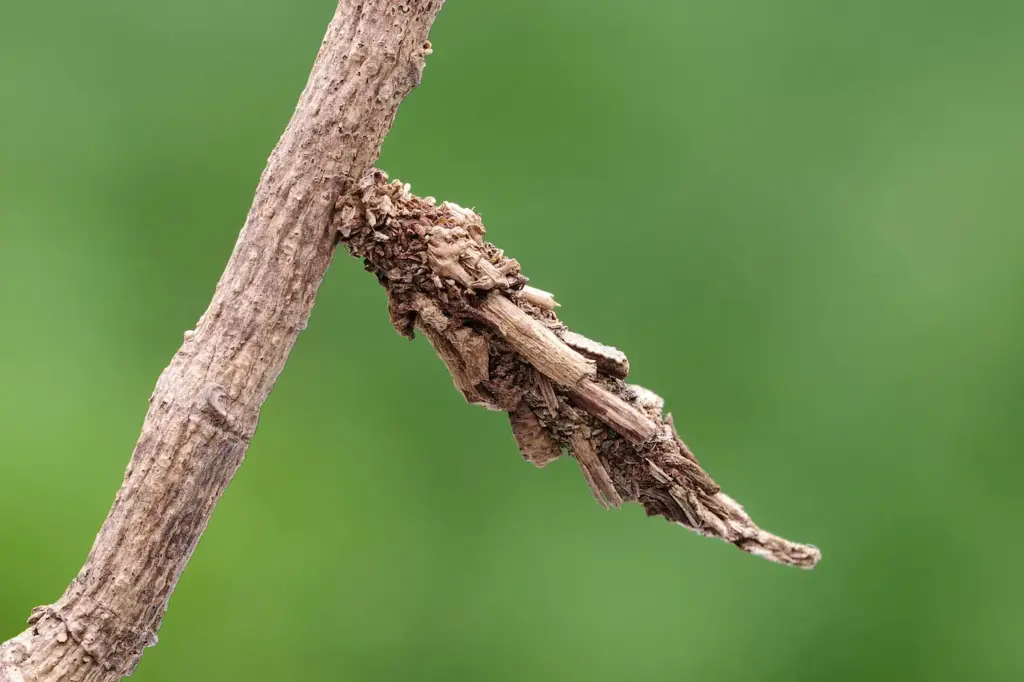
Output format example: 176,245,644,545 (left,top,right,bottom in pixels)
334,171,820,569
26,589,158,677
